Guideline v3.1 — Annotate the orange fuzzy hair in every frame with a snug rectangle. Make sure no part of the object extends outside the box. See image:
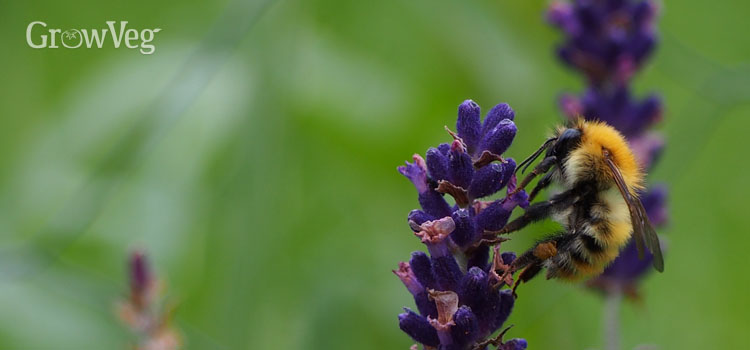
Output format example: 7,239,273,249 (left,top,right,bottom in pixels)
577,119,643,193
